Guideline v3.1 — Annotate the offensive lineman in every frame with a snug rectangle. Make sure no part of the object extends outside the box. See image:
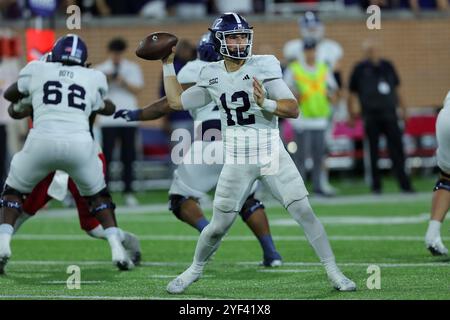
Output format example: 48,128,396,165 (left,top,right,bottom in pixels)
160,13,356,293
424,91,450,256
115,33,283,267
0,34,134,274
